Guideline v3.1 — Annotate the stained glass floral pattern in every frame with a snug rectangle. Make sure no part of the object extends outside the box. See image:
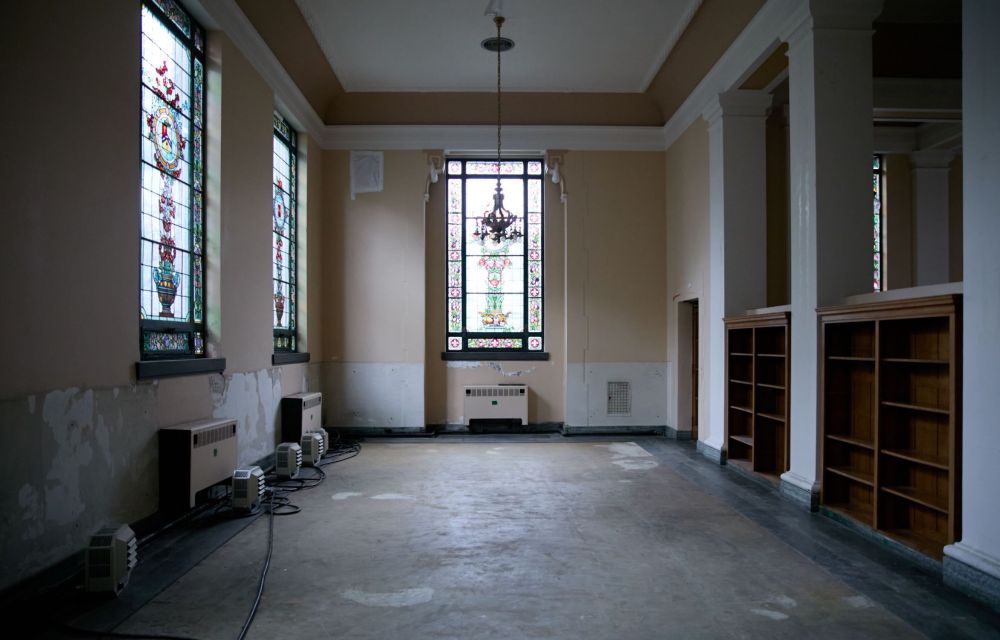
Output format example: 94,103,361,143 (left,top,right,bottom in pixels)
446,159,543,352
140,1,204,358
873,155,883,291
273,113,298,352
